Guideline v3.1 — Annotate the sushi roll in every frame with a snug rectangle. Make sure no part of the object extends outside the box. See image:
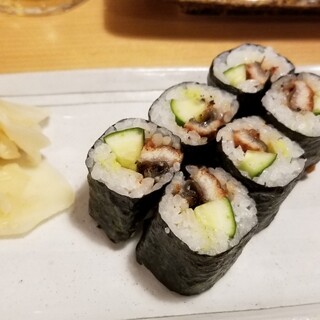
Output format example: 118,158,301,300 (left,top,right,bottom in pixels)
208,43,295,118
148,82,238,166
86,118,183,243
216,116,305,232
136,166,257,295
262,72,320,167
